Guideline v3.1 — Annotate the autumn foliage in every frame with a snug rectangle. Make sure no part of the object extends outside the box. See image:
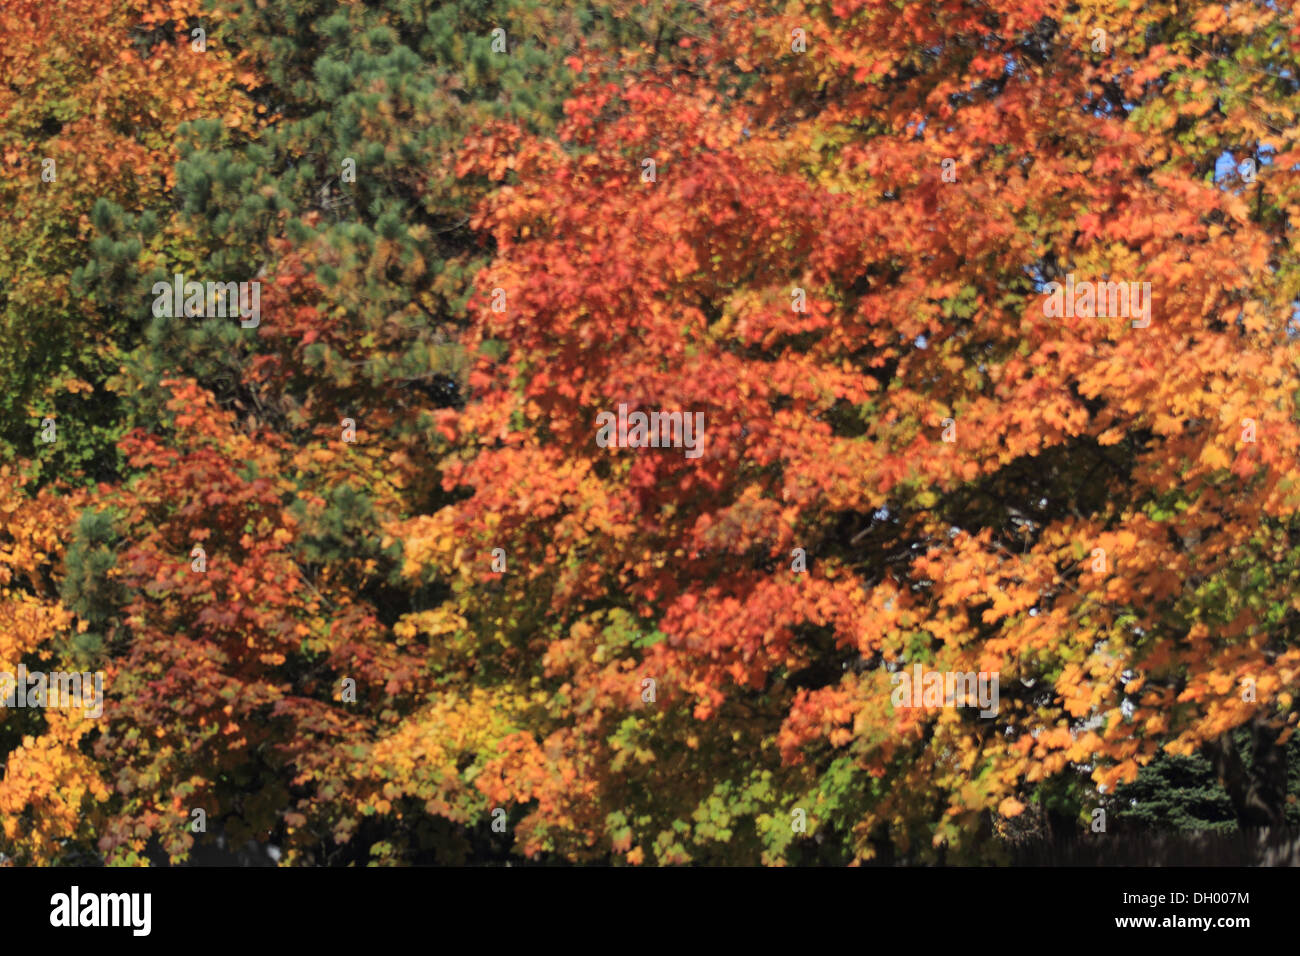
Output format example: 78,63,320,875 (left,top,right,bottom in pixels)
4,0,1300,865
